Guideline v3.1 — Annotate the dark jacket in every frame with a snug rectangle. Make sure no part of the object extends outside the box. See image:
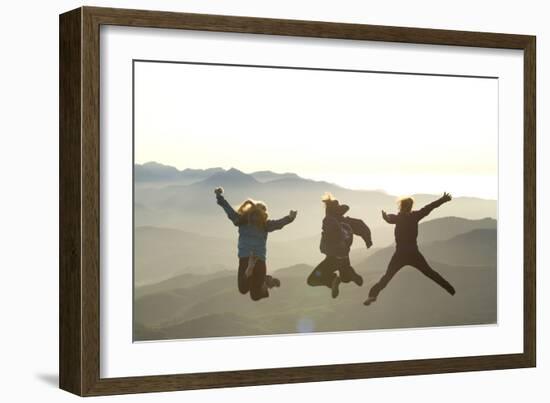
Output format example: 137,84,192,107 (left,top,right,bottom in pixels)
320,216,352,257
384,196,448,251
342,216,373,248
320,215,371,257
